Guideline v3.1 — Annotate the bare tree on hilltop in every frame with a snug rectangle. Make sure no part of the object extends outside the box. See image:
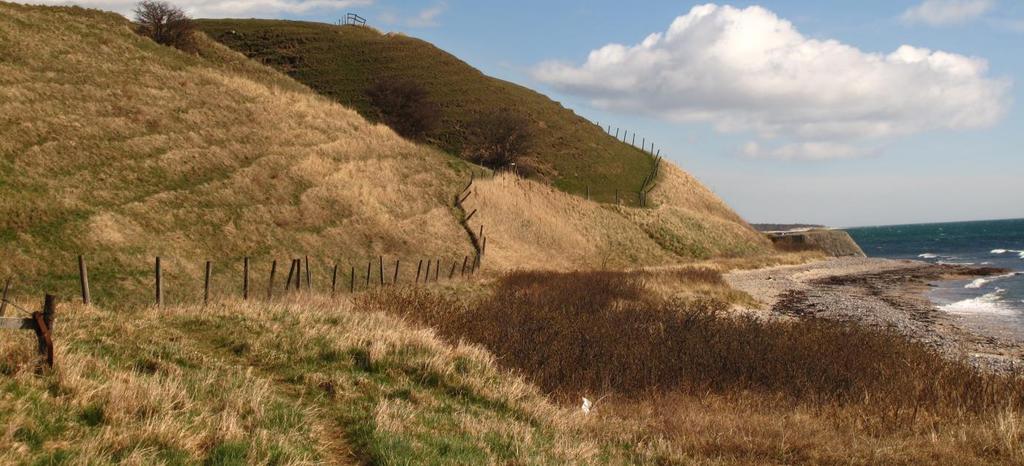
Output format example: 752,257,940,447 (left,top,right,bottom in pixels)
133,1,196,52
